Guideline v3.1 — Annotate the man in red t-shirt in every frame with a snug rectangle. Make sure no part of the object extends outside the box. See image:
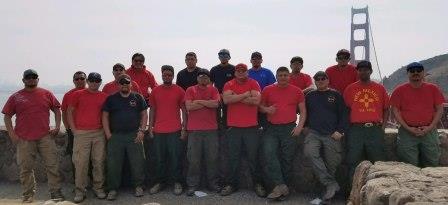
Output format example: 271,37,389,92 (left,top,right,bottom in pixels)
2,69,64,202
259,67,306,200
126,53,158,101
289,56,313,94
391,62,445,167
325,49,358,93
184,69,220,196
220,63,265,197
67,72,108,203
103,63,141,95
148,65,187,195
343,61,390,179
